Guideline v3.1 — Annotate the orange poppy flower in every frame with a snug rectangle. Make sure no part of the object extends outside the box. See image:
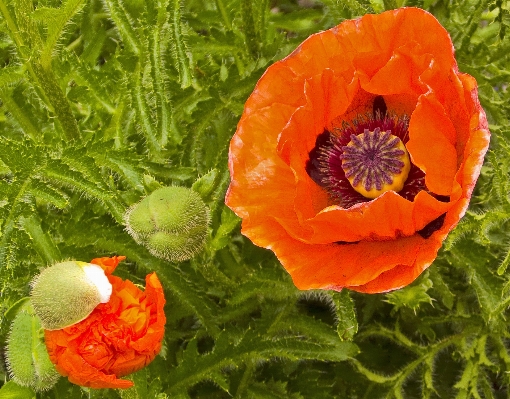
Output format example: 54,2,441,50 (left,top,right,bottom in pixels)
225,8,490,293
44,256,166,389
